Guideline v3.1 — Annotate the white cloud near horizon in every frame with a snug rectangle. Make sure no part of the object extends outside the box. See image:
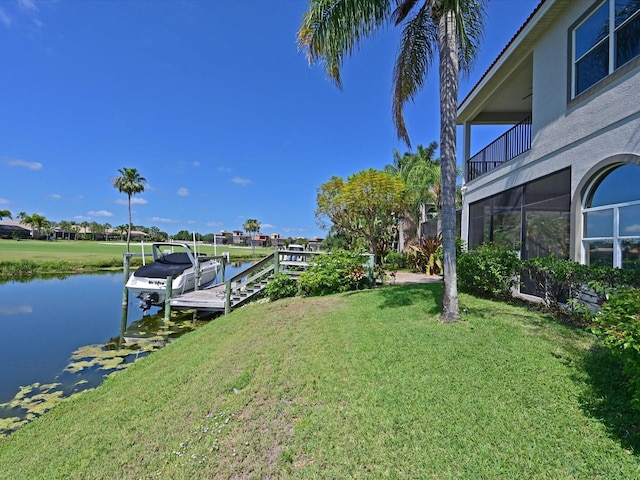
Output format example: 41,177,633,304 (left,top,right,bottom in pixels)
232,177,251,186
177,188,189,196
48,194,62,200
206,221,222,227
116,197,148,205
0,198,9,205
624,224,640,234
87,210,113,217
149,216,176,223
5,159,42,170
261,223,275,230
